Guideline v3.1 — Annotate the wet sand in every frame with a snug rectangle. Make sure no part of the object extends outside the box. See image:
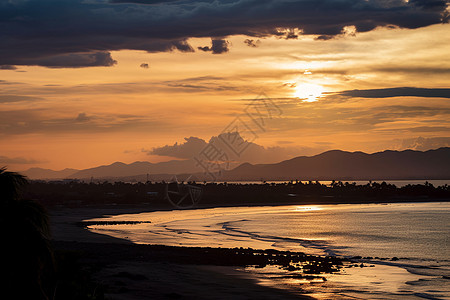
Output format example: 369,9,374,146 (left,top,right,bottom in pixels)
50,206,321,299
